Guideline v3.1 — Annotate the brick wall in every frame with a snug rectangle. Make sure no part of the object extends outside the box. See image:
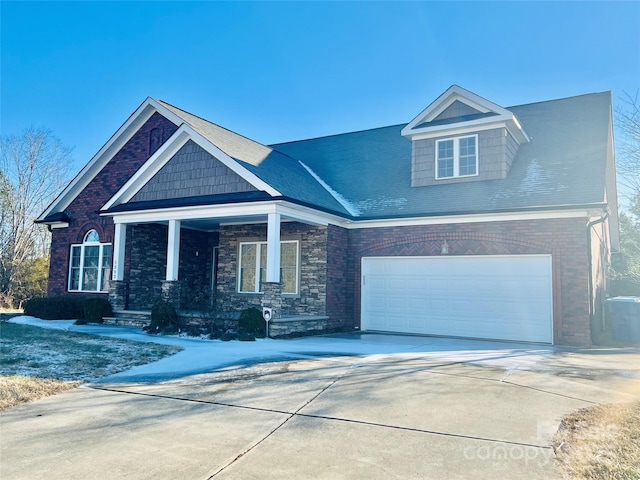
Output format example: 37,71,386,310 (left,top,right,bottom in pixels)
48,113,178,297
347,218,591,346
326,224,353,329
